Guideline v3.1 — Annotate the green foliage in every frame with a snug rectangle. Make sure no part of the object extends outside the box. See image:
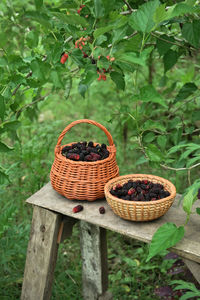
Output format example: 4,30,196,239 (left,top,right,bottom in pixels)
182,20,200,48
1,0,200,297
147,223,185,262
129,0,160,33
170,280,200,300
